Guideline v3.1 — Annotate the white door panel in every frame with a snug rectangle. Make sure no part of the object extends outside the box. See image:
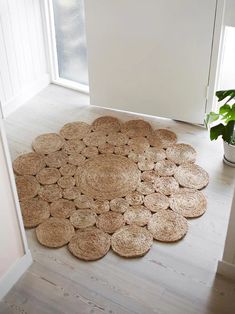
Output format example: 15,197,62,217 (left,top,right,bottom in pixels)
85,0,219,123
